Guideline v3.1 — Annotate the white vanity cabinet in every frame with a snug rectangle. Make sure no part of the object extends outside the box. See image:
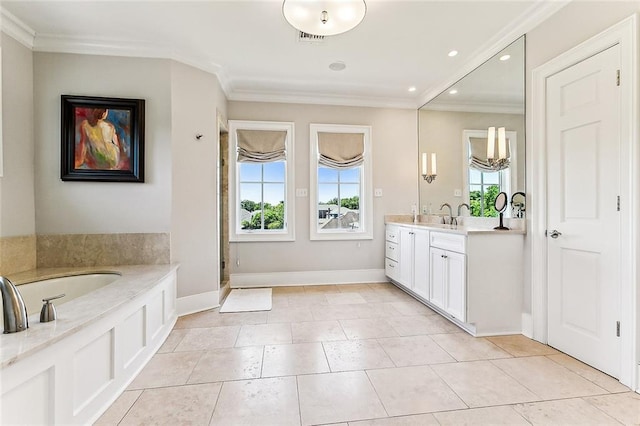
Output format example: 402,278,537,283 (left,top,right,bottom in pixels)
429,233,467,322
386,225,429,299
385,222,524,336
